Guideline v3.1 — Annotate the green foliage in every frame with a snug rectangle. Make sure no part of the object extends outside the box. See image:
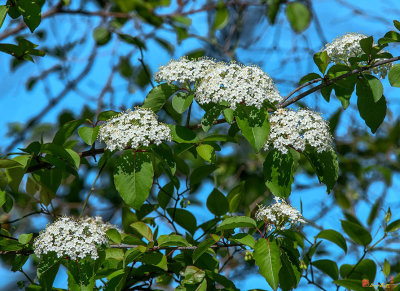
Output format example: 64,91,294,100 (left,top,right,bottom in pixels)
113,151,154,209
143,83,180,112
206,188,229,216
286,2,311,33
316,229,347,253
235,105,270,152
356,75,386,133
263,149,295,198
254,238,281,290
341,220,372,246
